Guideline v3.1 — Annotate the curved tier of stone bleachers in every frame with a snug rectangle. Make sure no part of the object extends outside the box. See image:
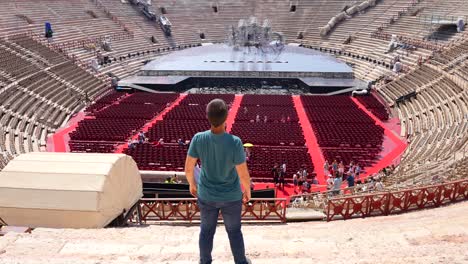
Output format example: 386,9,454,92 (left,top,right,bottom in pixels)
376,64,442,102
310,0,433,70
381,0,468,42
433,37,468,65
320,0,406,43
387,56,467,182
14,0,342,79
0,0,122,37
0,0,464,78
0,35,111,170
0,0,443,84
